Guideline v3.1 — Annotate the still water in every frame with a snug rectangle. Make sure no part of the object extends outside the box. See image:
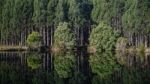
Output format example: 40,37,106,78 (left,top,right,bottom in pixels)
0,51,149,84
